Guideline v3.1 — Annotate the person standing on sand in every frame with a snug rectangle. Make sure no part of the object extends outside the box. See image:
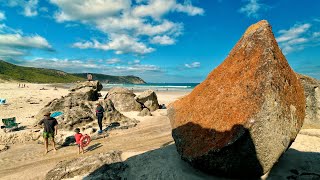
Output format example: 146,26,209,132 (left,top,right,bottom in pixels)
38,112,58,154
74,128,84,154
95,103,105,134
